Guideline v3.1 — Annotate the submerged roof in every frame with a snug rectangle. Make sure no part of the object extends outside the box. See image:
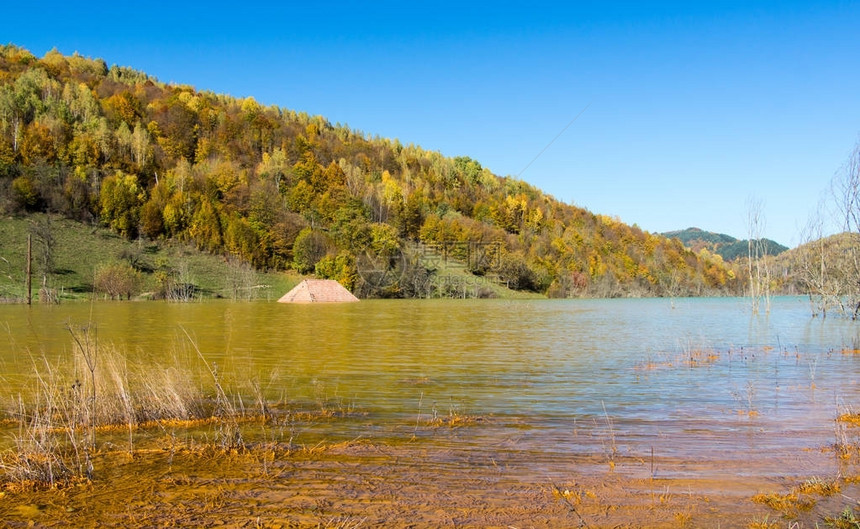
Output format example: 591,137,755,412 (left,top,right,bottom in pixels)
277,279,359,303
